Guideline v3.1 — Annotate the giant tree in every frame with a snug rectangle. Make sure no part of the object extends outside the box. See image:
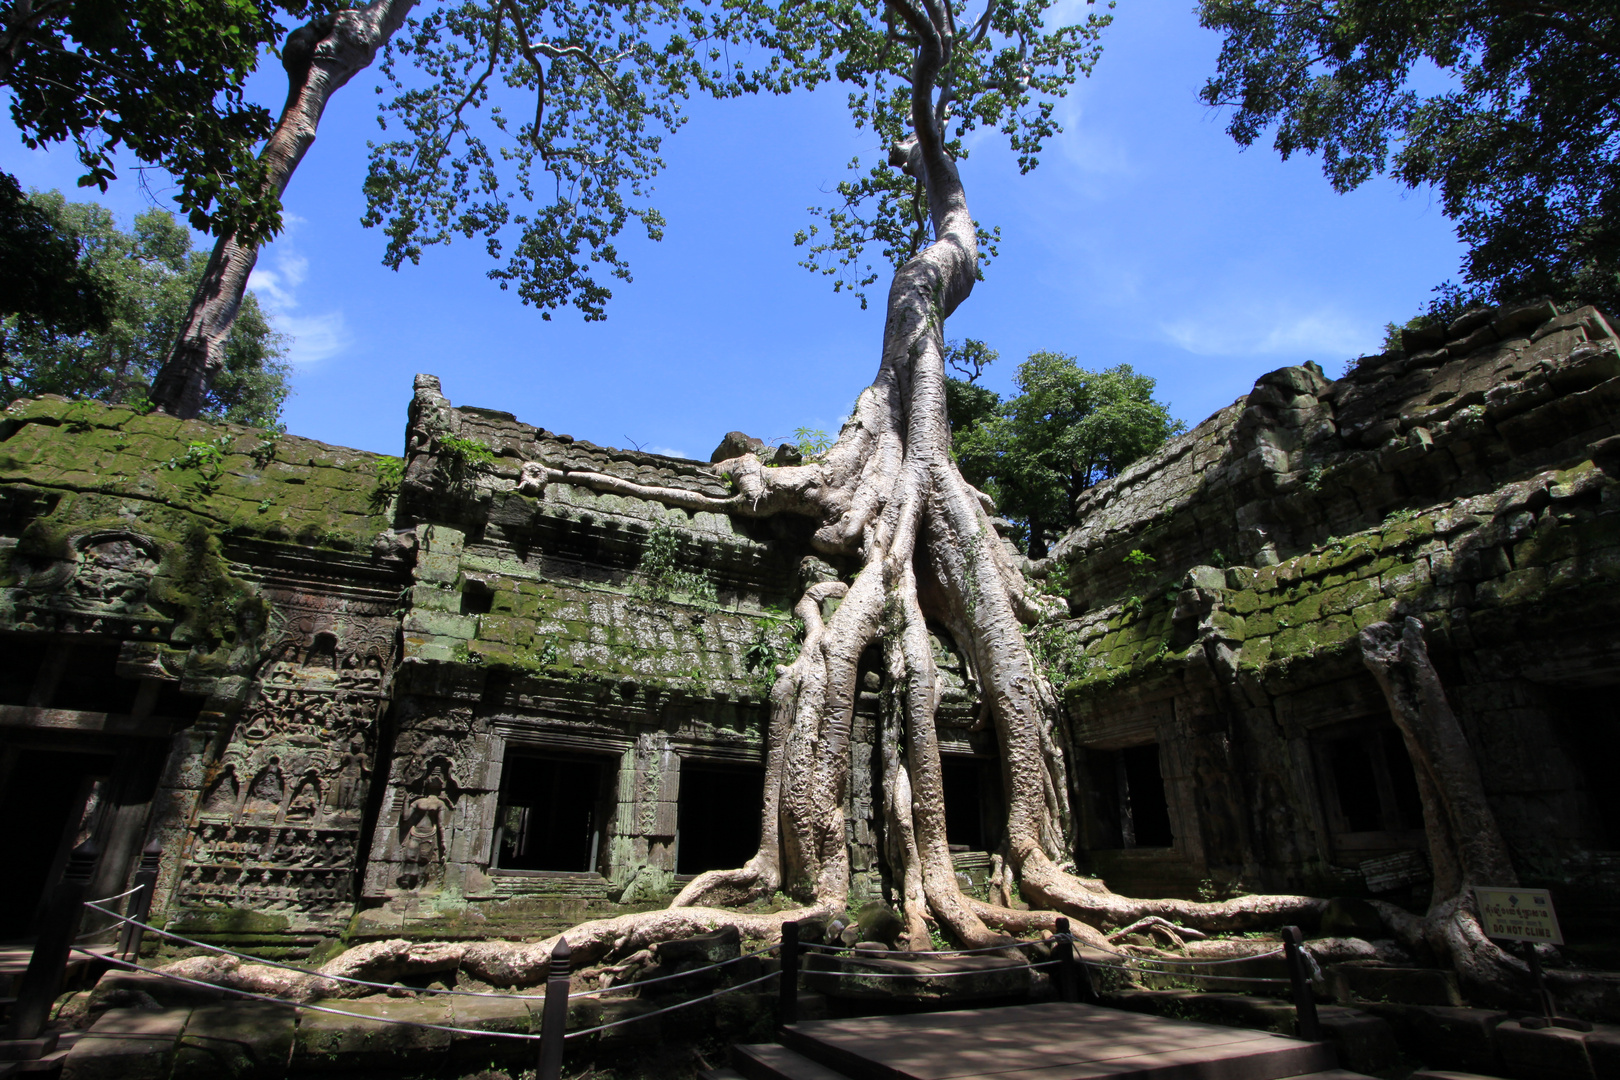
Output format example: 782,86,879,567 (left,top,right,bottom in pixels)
498,0,1334,951
1198,0,1620,313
